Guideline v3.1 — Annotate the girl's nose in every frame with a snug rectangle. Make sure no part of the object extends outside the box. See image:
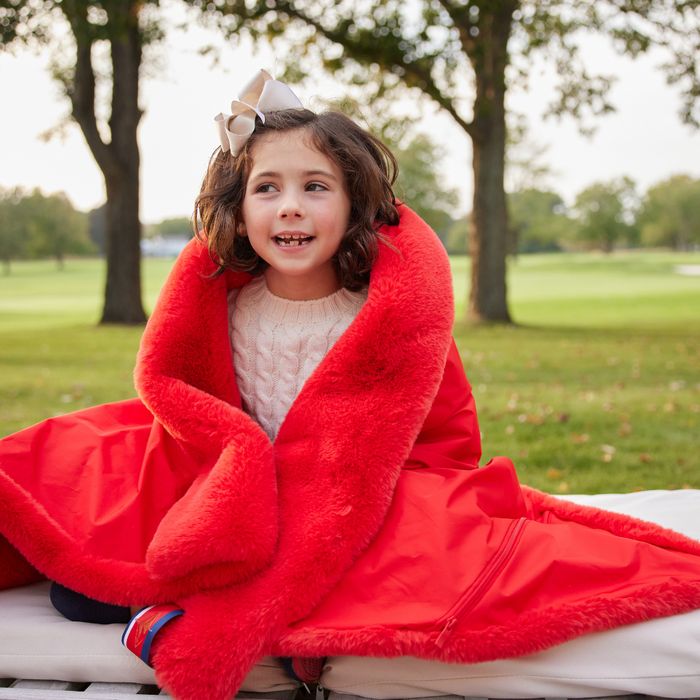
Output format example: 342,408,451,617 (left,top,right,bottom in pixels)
278,190,304,219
